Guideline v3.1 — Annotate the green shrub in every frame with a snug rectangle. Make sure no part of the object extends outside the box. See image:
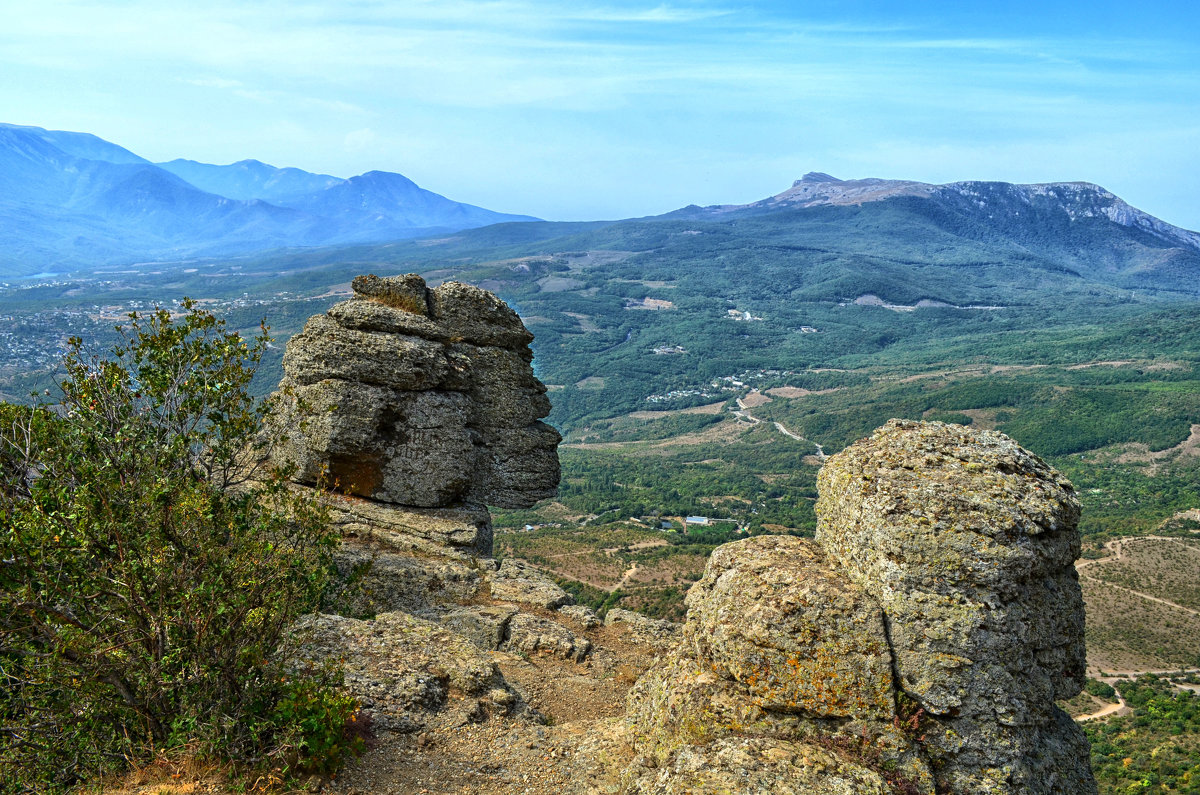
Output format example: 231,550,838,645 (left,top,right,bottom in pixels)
0,302,352,791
